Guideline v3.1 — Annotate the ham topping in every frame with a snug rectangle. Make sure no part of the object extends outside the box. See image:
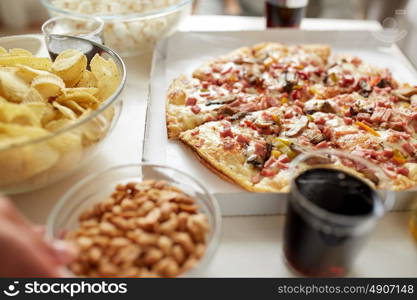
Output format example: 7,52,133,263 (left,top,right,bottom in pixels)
191,105,201,114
